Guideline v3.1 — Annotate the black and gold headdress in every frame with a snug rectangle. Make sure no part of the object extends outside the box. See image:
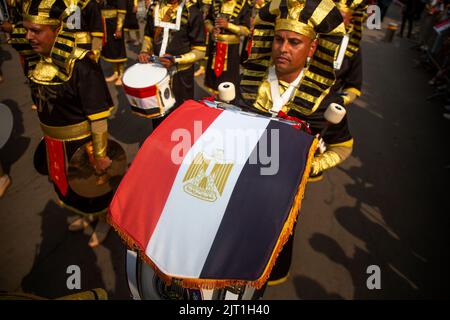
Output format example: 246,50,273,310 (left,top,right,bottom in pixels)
334,0,367,58
23,0,90,85
240,0,346,115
